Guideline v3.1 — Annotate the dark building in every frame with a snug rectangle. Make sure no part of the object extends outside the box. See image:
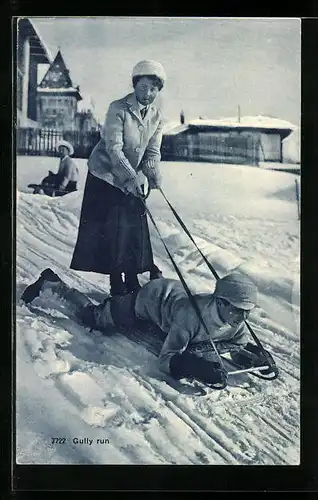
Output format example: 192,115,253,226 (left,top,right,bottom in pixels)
37,50,83,130
17,18,52,128
36,50,100,135
162,116,295,166
17,37,101,158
